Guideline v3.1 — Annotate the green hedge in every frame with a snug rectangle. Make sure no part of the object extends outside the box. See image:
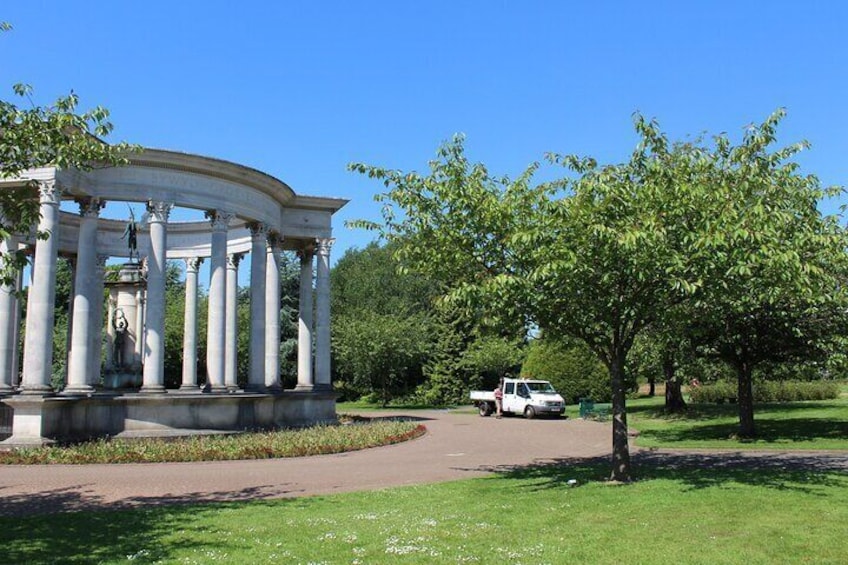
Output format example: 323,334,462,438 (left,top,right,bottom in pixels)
521,338,611,403
690,380,841,404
